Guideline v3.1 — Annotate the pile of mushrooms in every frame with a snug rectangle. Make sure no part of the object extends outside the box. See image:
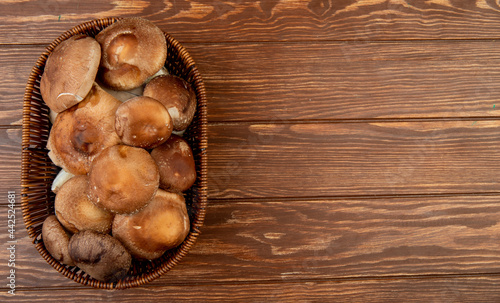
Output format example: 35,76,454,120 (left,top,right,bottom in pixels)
40,17,197,282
